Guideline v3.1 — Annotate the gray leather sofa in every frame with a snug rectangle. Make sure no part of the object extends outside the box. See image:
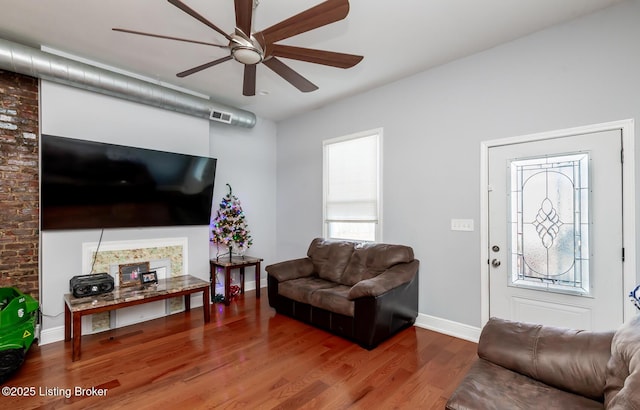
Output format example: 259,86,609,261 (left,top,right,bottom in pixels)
446,316,640,409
